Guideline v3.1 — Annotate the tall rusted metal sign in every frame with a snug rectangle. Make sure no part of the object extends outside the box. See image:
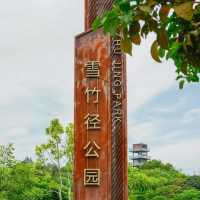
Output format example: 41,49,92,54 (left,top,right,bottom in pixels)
74,1,128,199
